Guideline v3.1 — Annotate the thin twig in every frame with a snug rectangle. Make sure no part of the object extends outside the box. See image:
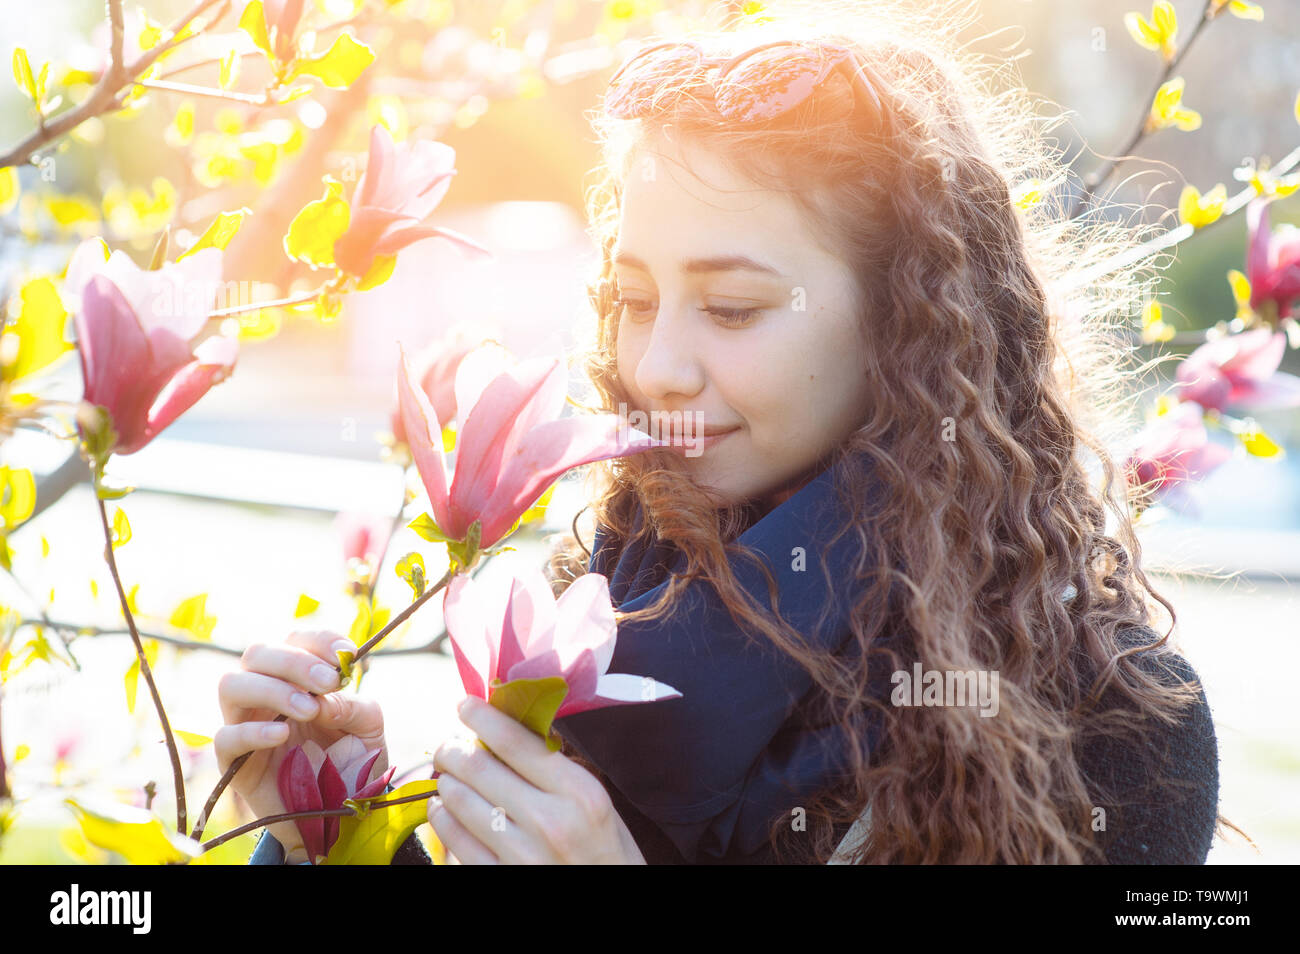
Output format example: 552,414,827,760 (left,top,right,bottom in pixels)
95,495,187,835
132,78,270,106
198,787,436,853
1070,2,1215,219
